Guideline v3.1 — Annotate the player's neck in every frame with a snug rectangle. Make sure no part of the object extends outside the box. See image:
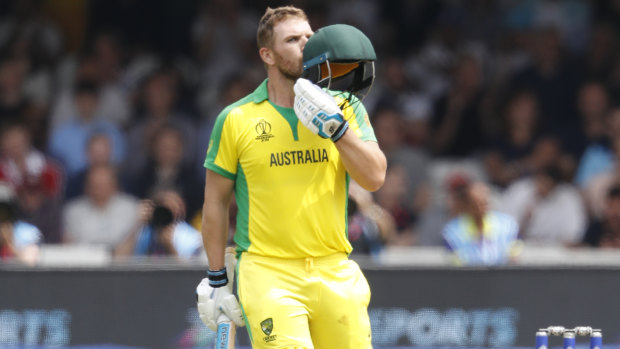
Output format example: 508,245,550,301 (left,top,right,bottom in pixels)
267,73,295,108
